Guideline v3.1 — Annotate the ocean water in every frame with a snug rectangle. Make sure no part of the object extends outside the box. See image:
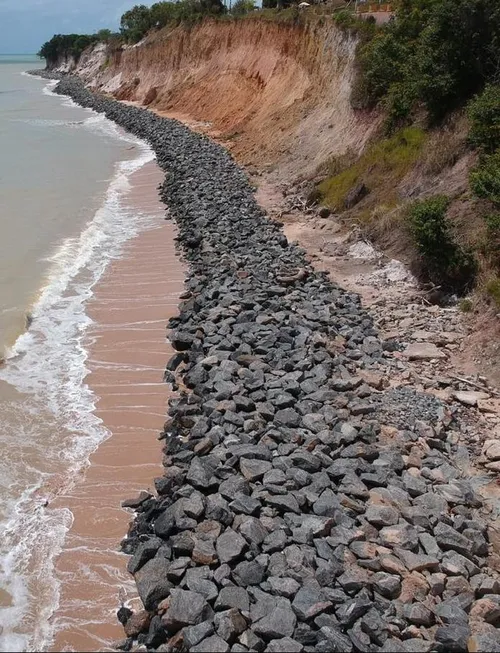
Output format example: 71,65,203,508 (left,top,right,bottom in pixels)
0,55,157,651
